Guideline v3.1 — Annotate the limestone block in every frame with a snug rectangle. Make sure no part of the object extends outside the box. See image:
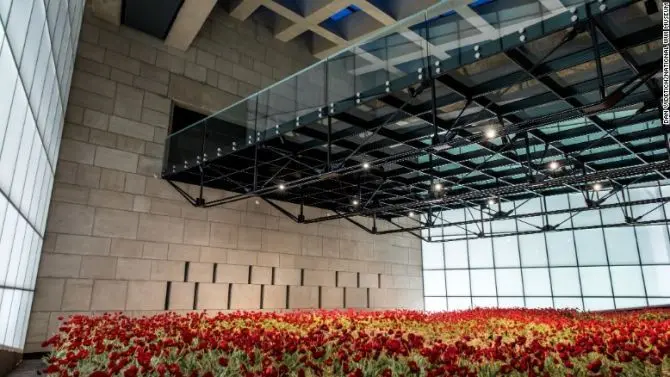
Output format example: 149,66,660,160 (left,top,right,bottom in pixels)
93,208,139,239
33,278,65,311
88,190,134,211
339,240,374,261
209,223,238,248
303,269,335,287
408,276,423,290
337,271,357,288
100,168,127,192
52,183,89,204
149,198,182,217
262,285,287,309
143,92,171,114
369,288,395,309
75,165,102,188
274,268,300,286
91,280,128,311
168,282,195,310
301,235,322,256
288,286,318,309
227,250,257,265
126,281,167,310
168,244,200,261
344,288,368,309
320,287,344,309
110,238,143,258
143,242,169,259
238,226,262,250
240,212,265,228
262,230,300,254
359,273,379,288
199,247,227,263
79,255,117,279
138,214,184,244
322,238,339,258
26,312,50,343
59,139,96,164
206,207,241,224
94,146,139,173
38,253,81,278
150,260,185,281
230,284,261,310
83,109,110,130
184,219,210,246
124,174,146,194
187,262,213,282
47,203,95,235
380,275,394,289
62,279,94,311
196,283,228,310
116,258,152,280
396,289,424,309
113,86,144,121
250,266,271,285
215,264,249,283
257,252,279,267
